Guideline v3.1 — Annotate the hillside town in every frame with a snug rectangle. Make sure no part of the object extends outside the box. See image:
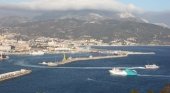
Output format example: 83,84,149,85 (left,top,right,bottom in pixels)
0,32,140,55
